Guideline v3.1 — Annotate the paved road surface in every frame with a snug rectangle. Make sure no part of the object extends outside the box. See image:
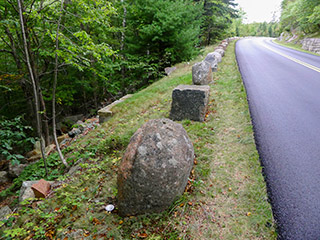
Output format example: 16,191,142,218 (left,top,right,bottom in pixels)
236,38,320,239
